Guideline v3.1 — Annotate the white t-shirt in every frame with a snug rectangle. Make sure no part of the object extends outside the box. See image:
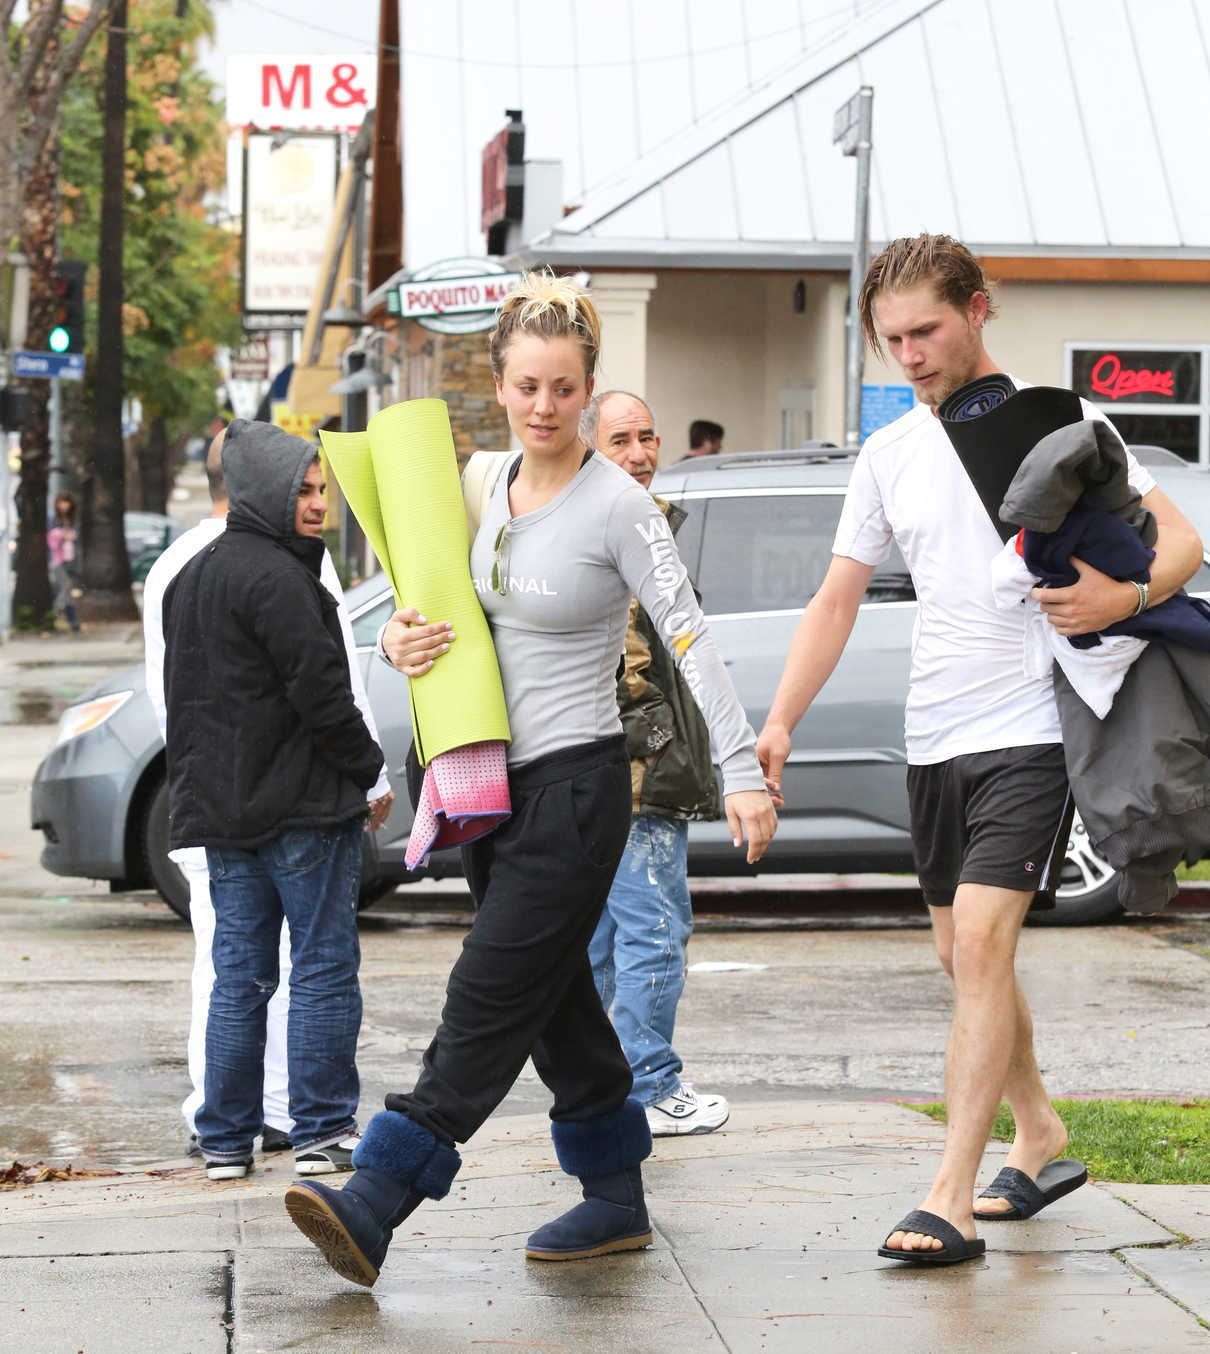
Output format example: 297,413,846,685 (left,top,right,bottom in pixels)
832,384,1156,766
